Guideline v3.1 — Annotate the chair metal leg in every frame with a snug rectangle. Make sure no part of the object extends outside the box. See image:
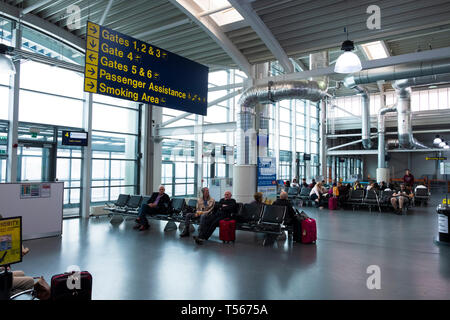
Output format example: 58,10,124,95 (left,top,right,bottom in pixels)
110,214,124,224
164,220,178,232
277,231,287,241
